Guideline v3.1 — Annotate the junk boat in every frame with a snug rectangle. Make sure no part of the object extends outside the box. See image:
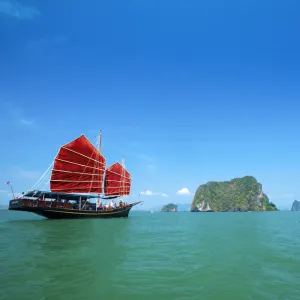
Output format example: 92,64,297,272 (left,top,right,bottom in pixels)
8,132,142,219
